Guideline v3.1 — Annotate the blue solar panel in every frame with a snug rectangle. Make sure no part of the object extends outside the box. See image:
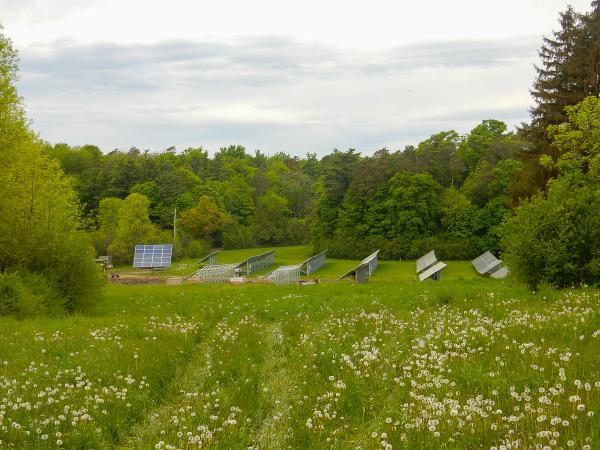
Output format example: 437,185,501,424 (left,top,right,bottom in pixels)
133,244,173,268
